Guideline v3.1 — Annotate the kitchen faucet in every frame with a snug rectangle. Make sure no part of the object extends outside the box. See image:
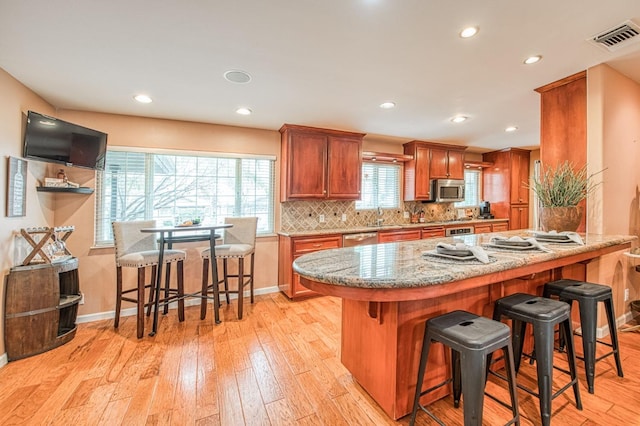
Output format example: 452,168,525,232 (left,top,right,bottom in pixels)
376,207,384,226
